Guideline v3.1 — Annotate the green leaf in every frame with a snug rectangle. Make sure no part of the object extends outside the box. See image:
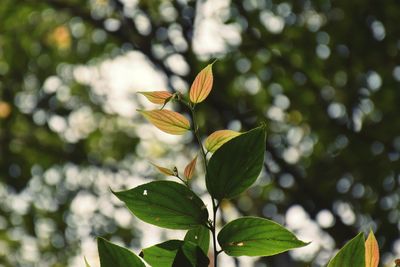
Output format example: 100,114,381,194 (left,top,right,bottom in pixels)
217,217,308,257
140,240,209,267
113,180,209,229
206,127,266,200
172,241,209,267
184,225,210,254
140,240,182,267
97,237,145,267
327,232,365,267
